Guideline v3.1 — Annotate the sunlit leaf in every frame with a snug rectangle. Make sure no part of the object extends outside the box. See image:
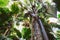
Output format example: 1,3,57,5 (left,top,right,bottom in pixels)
0,0,9,7
58,14,60,18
